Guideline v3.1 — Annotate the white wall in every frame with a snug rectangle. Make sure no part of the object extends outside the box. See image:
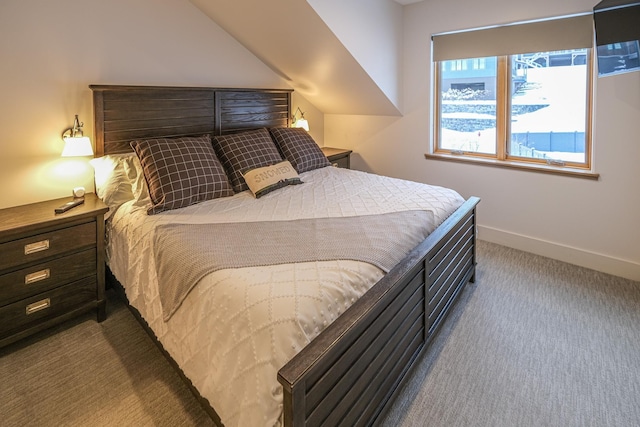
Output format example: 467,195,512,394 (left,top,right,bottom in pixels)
324,0,640,281
307,0,404,111
189,0,400,116
0,0,288,209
